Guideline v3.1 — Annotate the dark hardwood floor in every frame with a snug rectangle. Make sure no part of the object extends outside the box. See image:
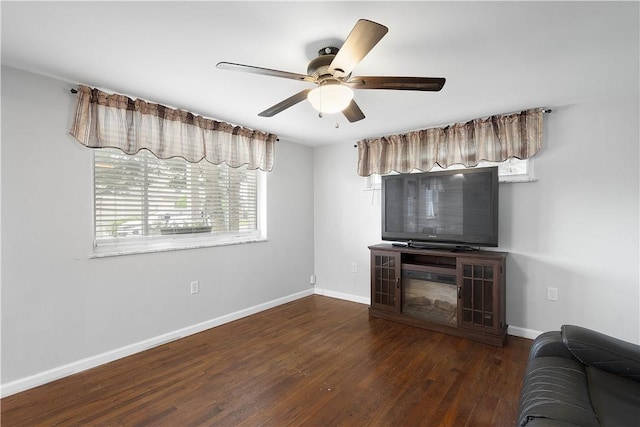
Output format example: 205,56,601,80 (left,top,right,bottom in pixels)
1,295,532,426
